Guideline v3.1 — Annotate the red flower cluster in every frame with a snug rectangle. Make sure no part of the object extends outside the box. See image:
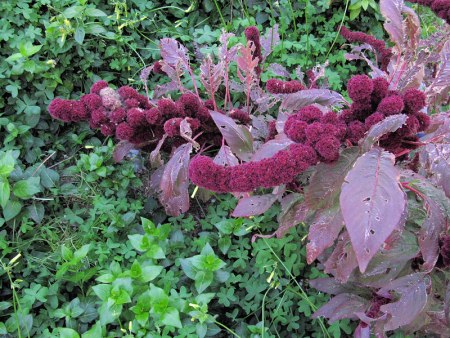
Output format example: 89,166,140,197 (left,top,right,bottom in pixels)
409,0,450,24
189,144,318,192
266,79,304,94
284,106,346,162
340,27,392,71
341,75,430,154
48,81,221,146
244,26,263,76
